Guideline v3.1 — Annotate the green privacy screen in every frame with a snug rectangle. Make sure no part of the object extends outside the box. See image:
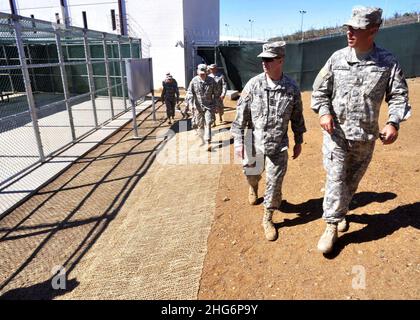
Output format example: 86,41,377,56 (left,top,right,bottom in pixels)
0,41,140,96
200,23,420,92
